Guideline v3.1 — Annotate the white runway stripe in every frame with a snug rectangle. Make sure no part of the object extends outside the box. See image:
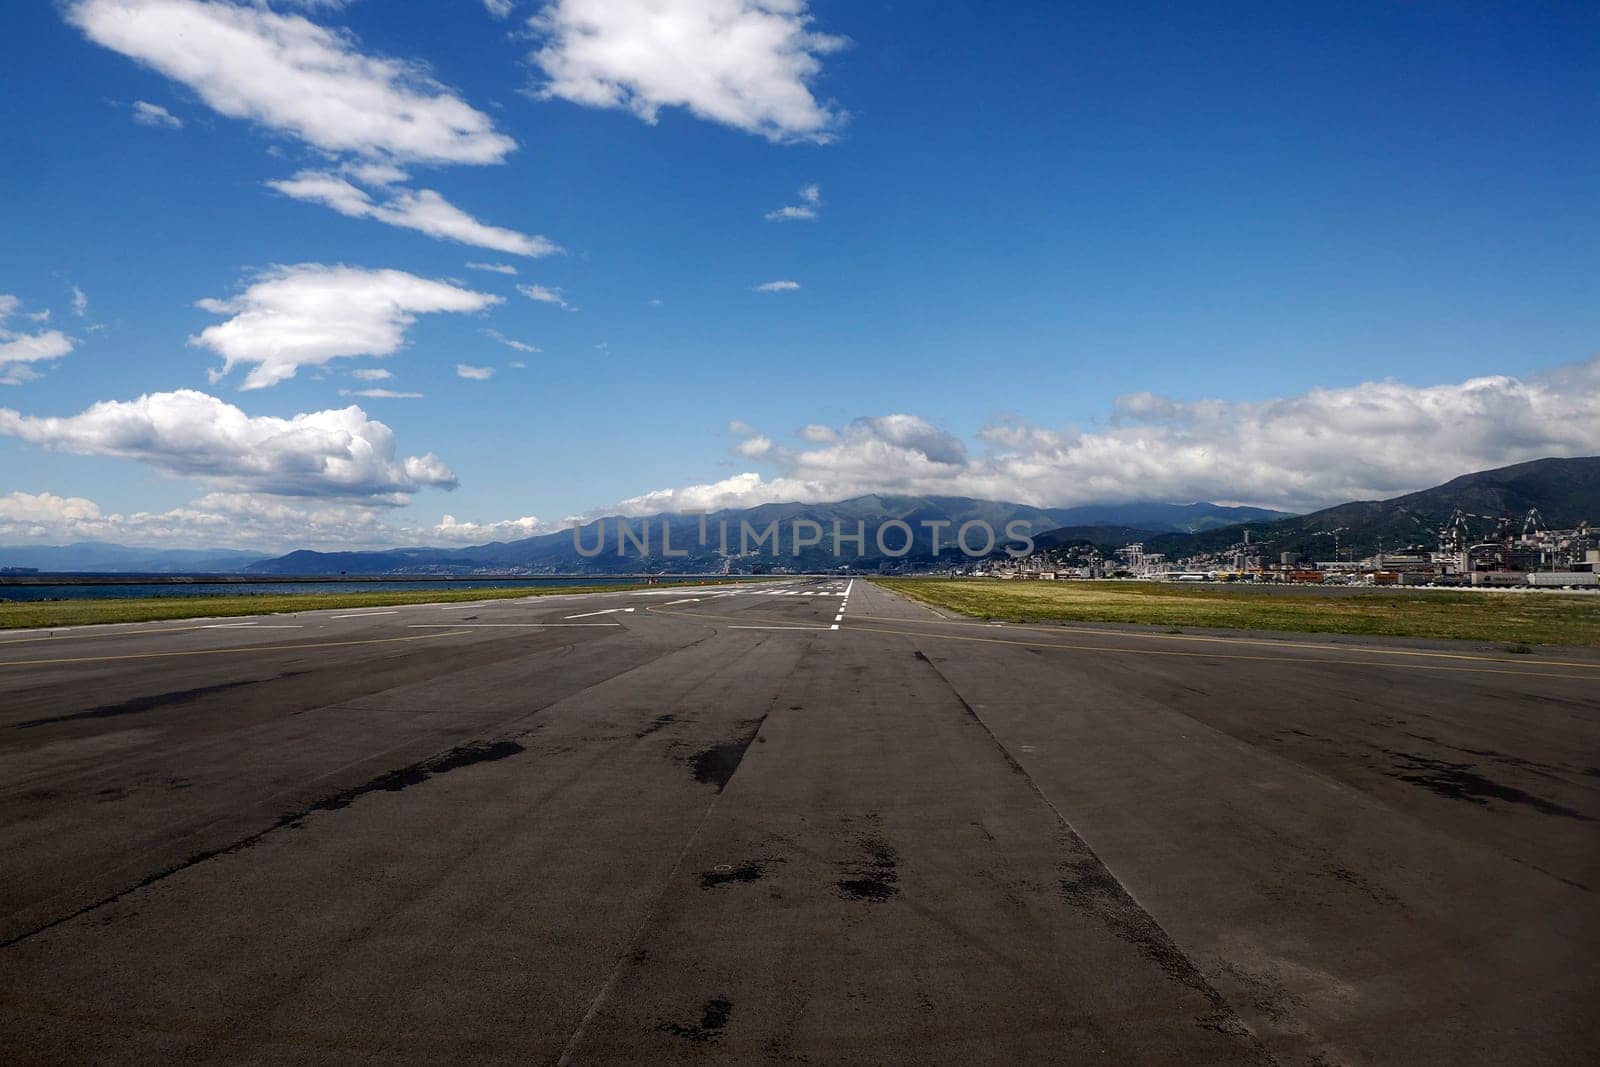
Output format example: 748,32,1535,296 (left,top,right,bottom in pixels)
408,623,620,628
